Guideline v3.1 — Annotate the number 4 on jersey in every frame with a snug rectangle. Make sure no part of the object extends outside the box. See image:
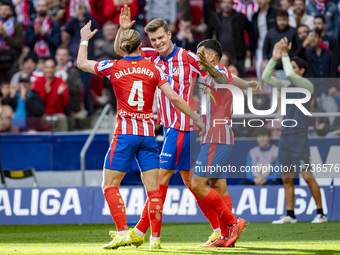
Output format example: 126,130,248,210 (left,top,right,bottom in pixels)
128,81,144,110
